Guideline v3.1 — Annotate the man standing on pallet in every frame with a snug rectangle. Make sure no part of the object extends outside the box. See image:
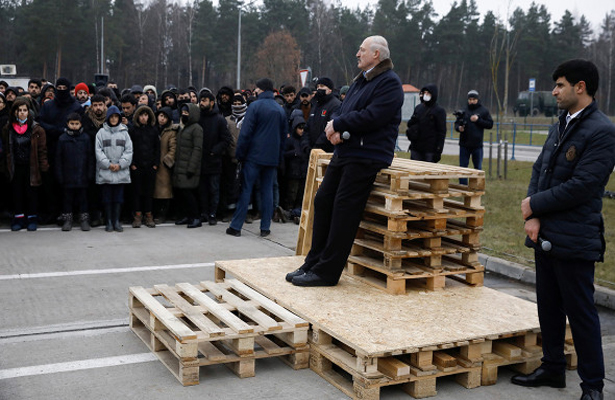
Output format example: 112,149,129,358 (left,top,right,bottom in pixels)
514,59,615,400
285,35,404,287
